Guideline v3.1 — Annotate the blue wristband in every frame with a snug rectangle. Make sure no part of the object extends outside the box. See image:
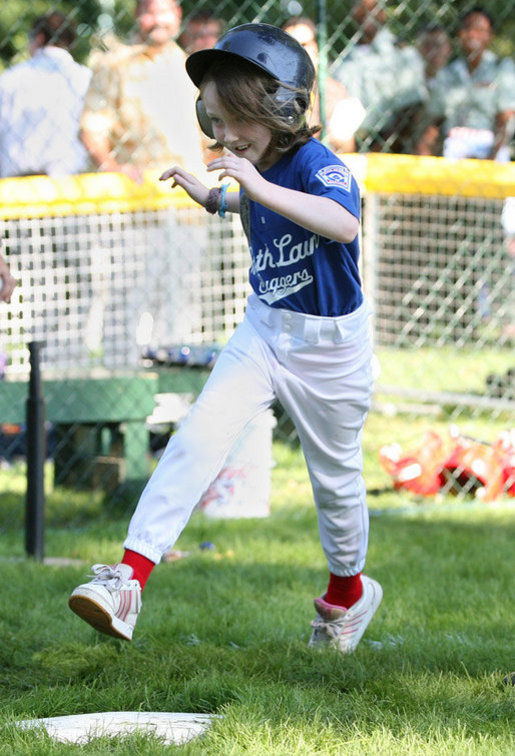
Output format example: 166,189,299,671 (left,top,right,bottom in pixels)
218,183,229,218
